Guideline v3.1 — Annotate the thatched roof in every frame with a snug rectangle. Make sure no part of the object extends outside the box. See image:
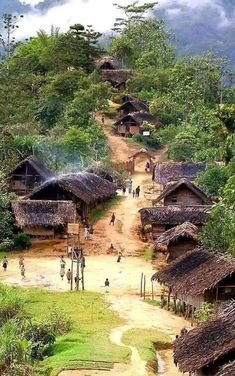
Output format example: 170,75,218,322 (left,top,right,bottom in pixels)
216,361,235,376
12,200,76,227
139,206,211,226
8,155,54,180
153,162,206,186
173,302,235,373
101,69,133,84
114,112,163,127
94,56,117,70
153,178,212,205
27,172,116,204
128,148,156,160
117,100,149,113
155,222,199,249
152,248,235,296
121,94,138,103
